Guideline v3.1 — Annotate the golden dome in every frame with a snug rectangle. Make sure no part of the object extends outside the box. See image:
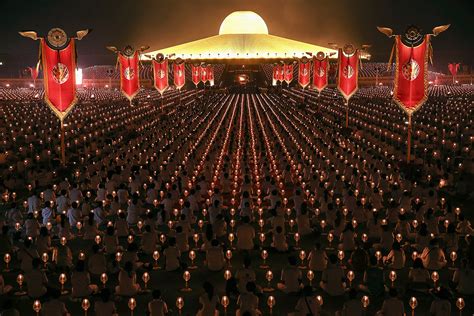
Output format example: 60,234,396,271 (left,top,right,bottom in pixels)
219,11,269,35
